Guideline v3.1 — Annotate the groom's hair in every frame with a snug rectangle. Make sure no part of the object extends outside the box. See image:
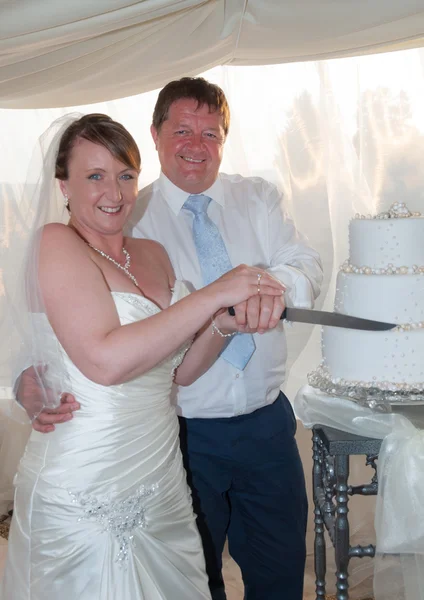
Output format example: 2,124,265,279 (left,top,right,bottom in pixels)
55,114,141,181
152,77,230,136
